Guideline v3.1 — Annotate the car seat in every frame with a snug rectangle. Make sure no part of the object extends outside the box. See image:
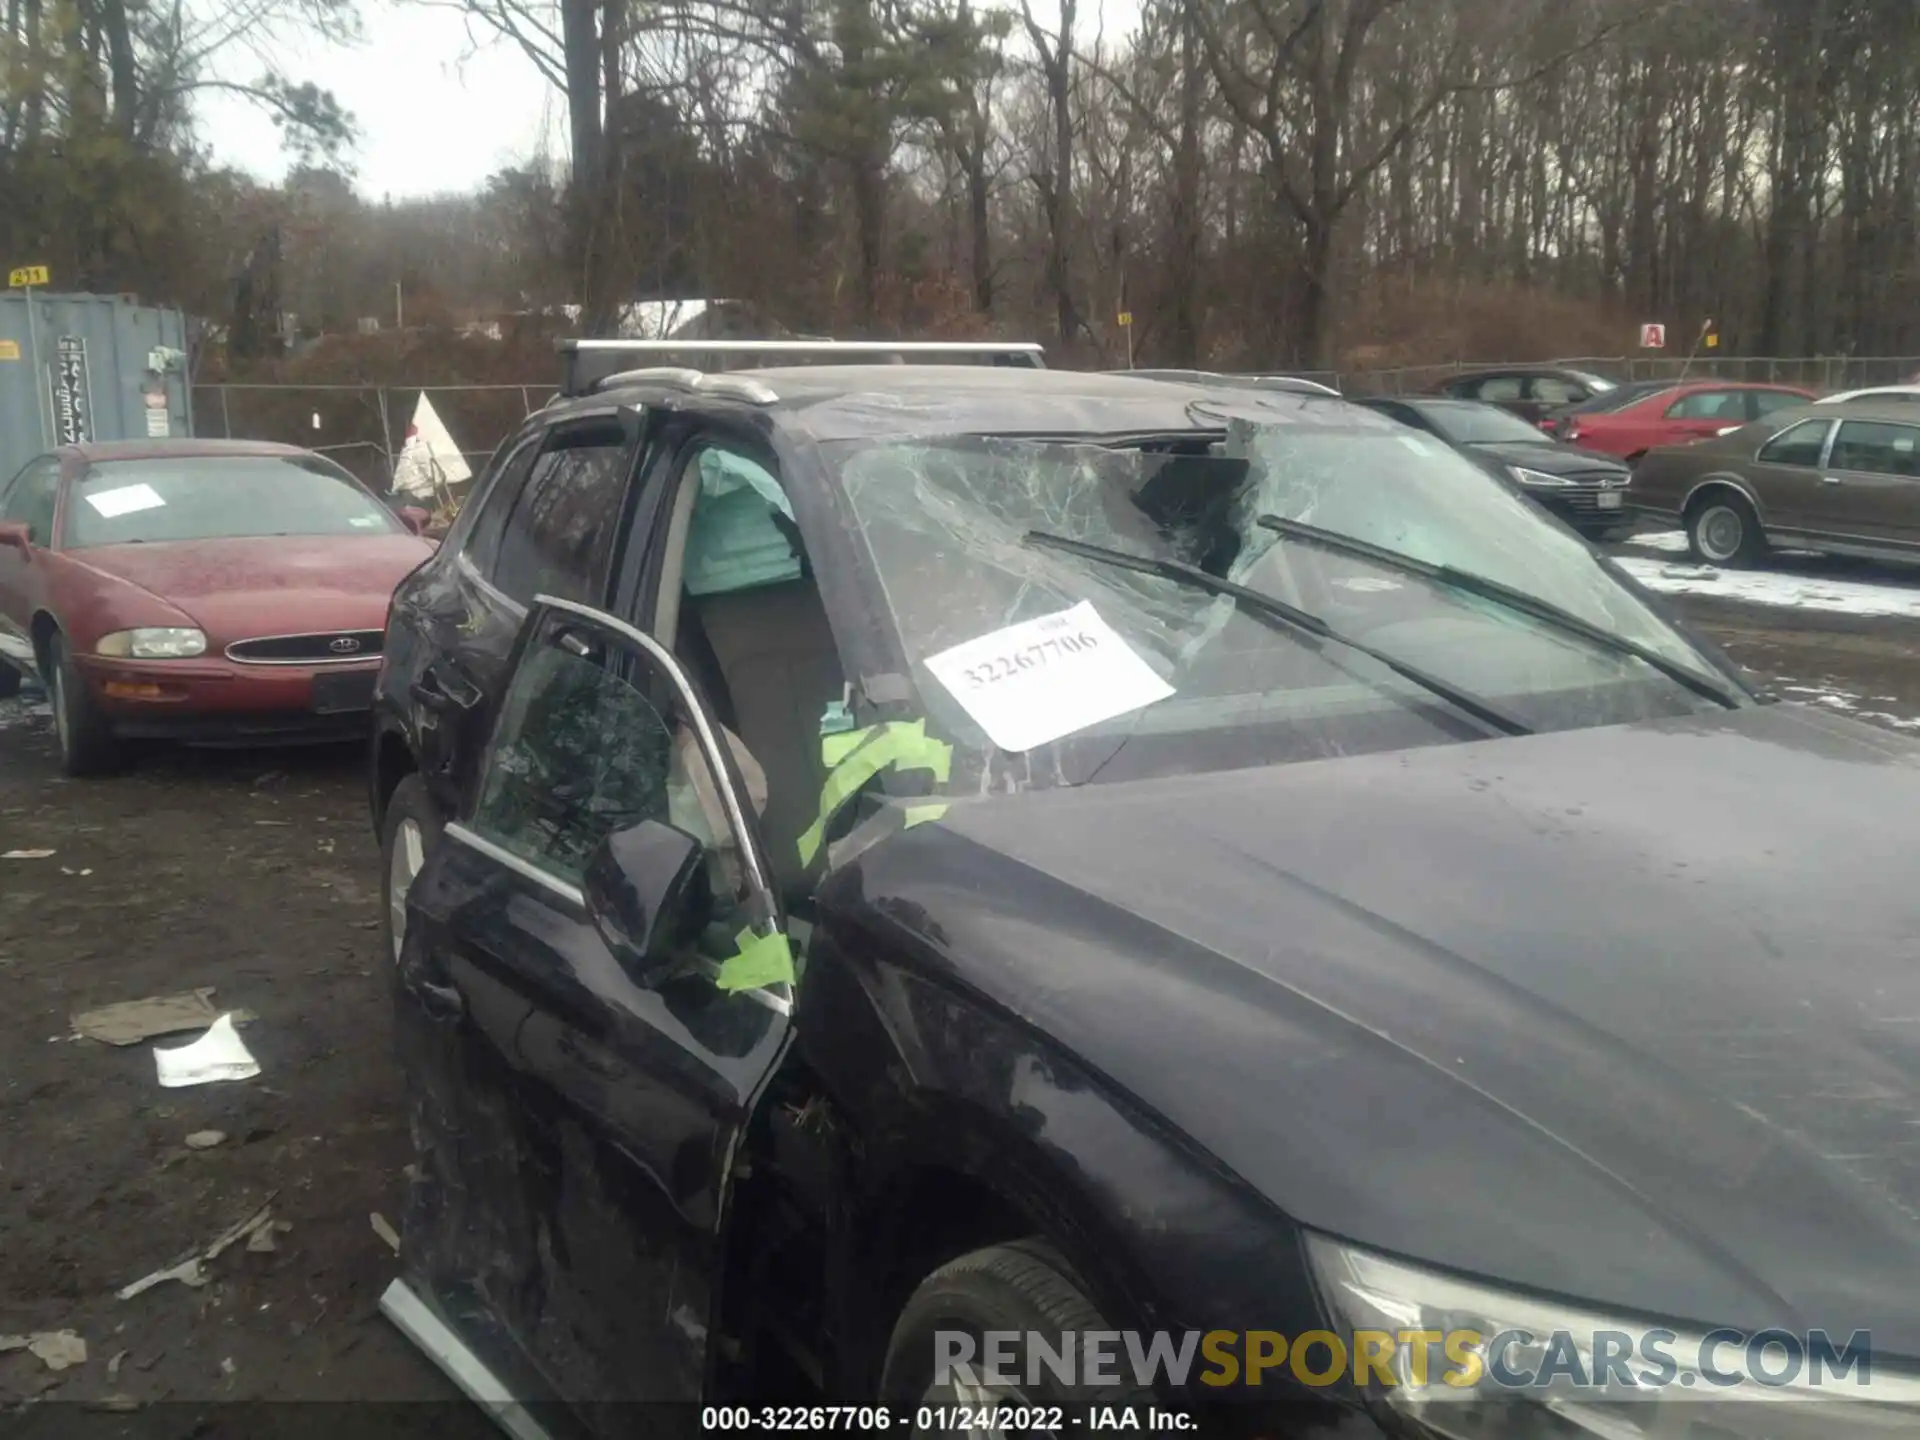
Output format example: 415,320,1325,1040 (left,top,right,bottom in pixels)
689,582,844,899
